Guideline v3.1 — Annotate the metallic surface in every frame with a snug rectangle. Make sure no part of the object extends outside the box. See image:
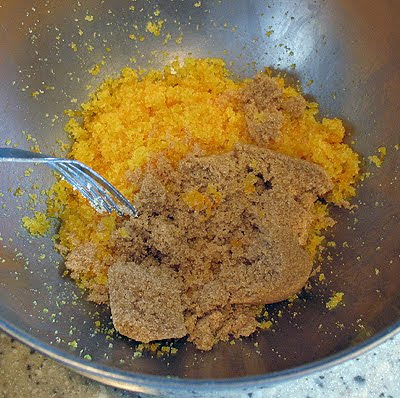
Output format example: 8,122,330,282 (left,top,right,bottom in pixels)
0,147,137,216
0,0,399,396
